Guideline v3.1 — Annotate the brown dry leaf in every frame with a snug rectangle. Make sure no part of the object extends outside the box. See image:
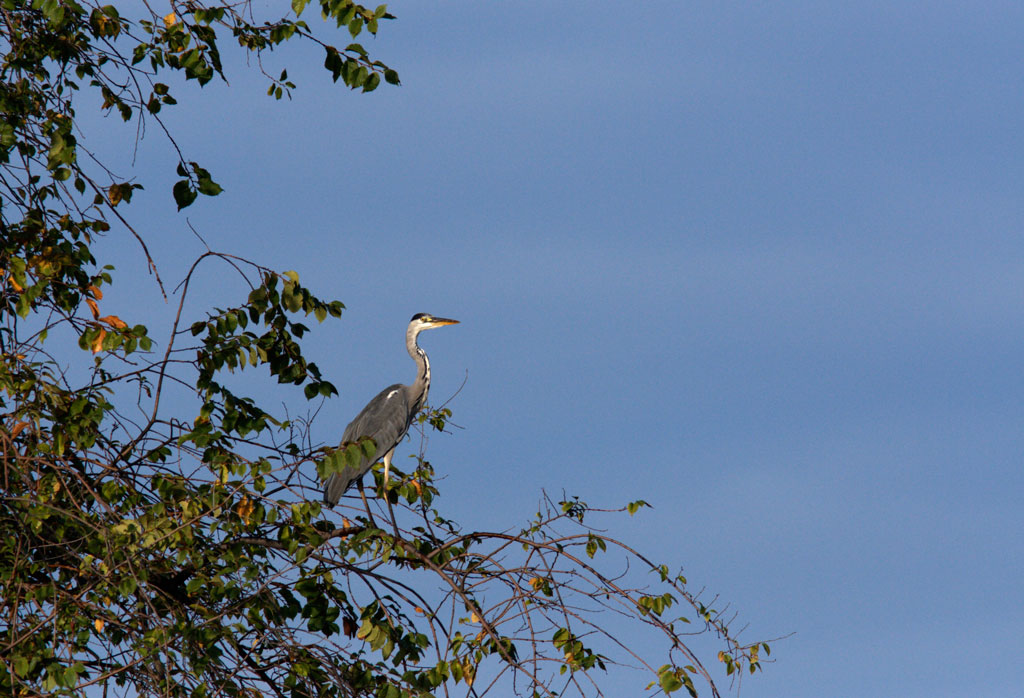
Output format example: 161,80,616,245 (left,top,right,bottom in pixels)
99,315,128,329
86,284,103,299
411,479,422,495
414,606,424,615
107,186,122,206
9,421,29,439
91,328,107,353
342,617,357,638
86,298,100,319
